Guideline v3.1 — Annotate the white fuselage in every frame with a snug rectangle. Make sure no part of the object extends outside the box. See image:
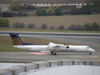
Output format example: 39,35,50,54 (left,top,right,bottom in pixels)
13,45,95,53
9,33,95,54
